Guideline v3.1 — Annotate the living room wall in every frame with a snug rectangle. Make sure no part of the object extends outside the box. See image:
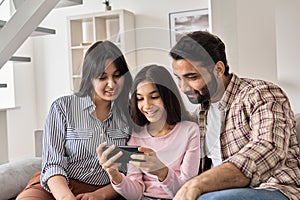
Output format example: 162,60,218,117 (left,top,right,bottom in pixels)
4,0,300,162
